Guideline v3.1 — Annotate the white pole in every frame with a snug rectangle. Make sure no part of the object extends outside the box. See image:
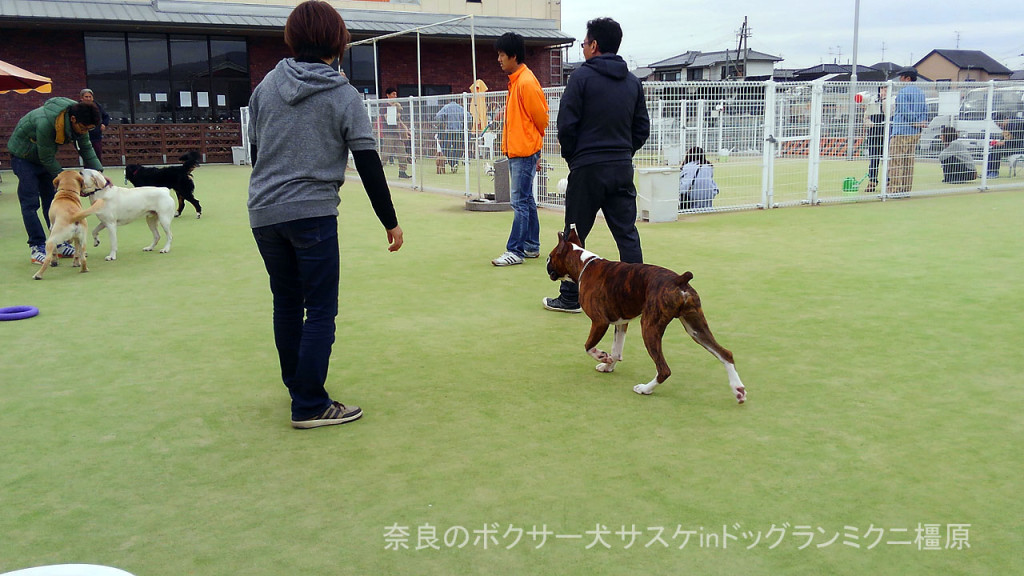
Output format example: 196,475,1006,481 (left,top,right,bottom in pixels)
470,15,477,91
373,40,379,100
846,0,860,160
